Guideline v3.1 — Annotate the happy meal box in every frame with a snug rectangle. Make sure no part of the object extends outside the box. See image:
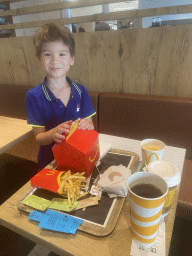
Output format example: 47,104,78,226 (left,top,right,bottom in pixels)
52,120,100,178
